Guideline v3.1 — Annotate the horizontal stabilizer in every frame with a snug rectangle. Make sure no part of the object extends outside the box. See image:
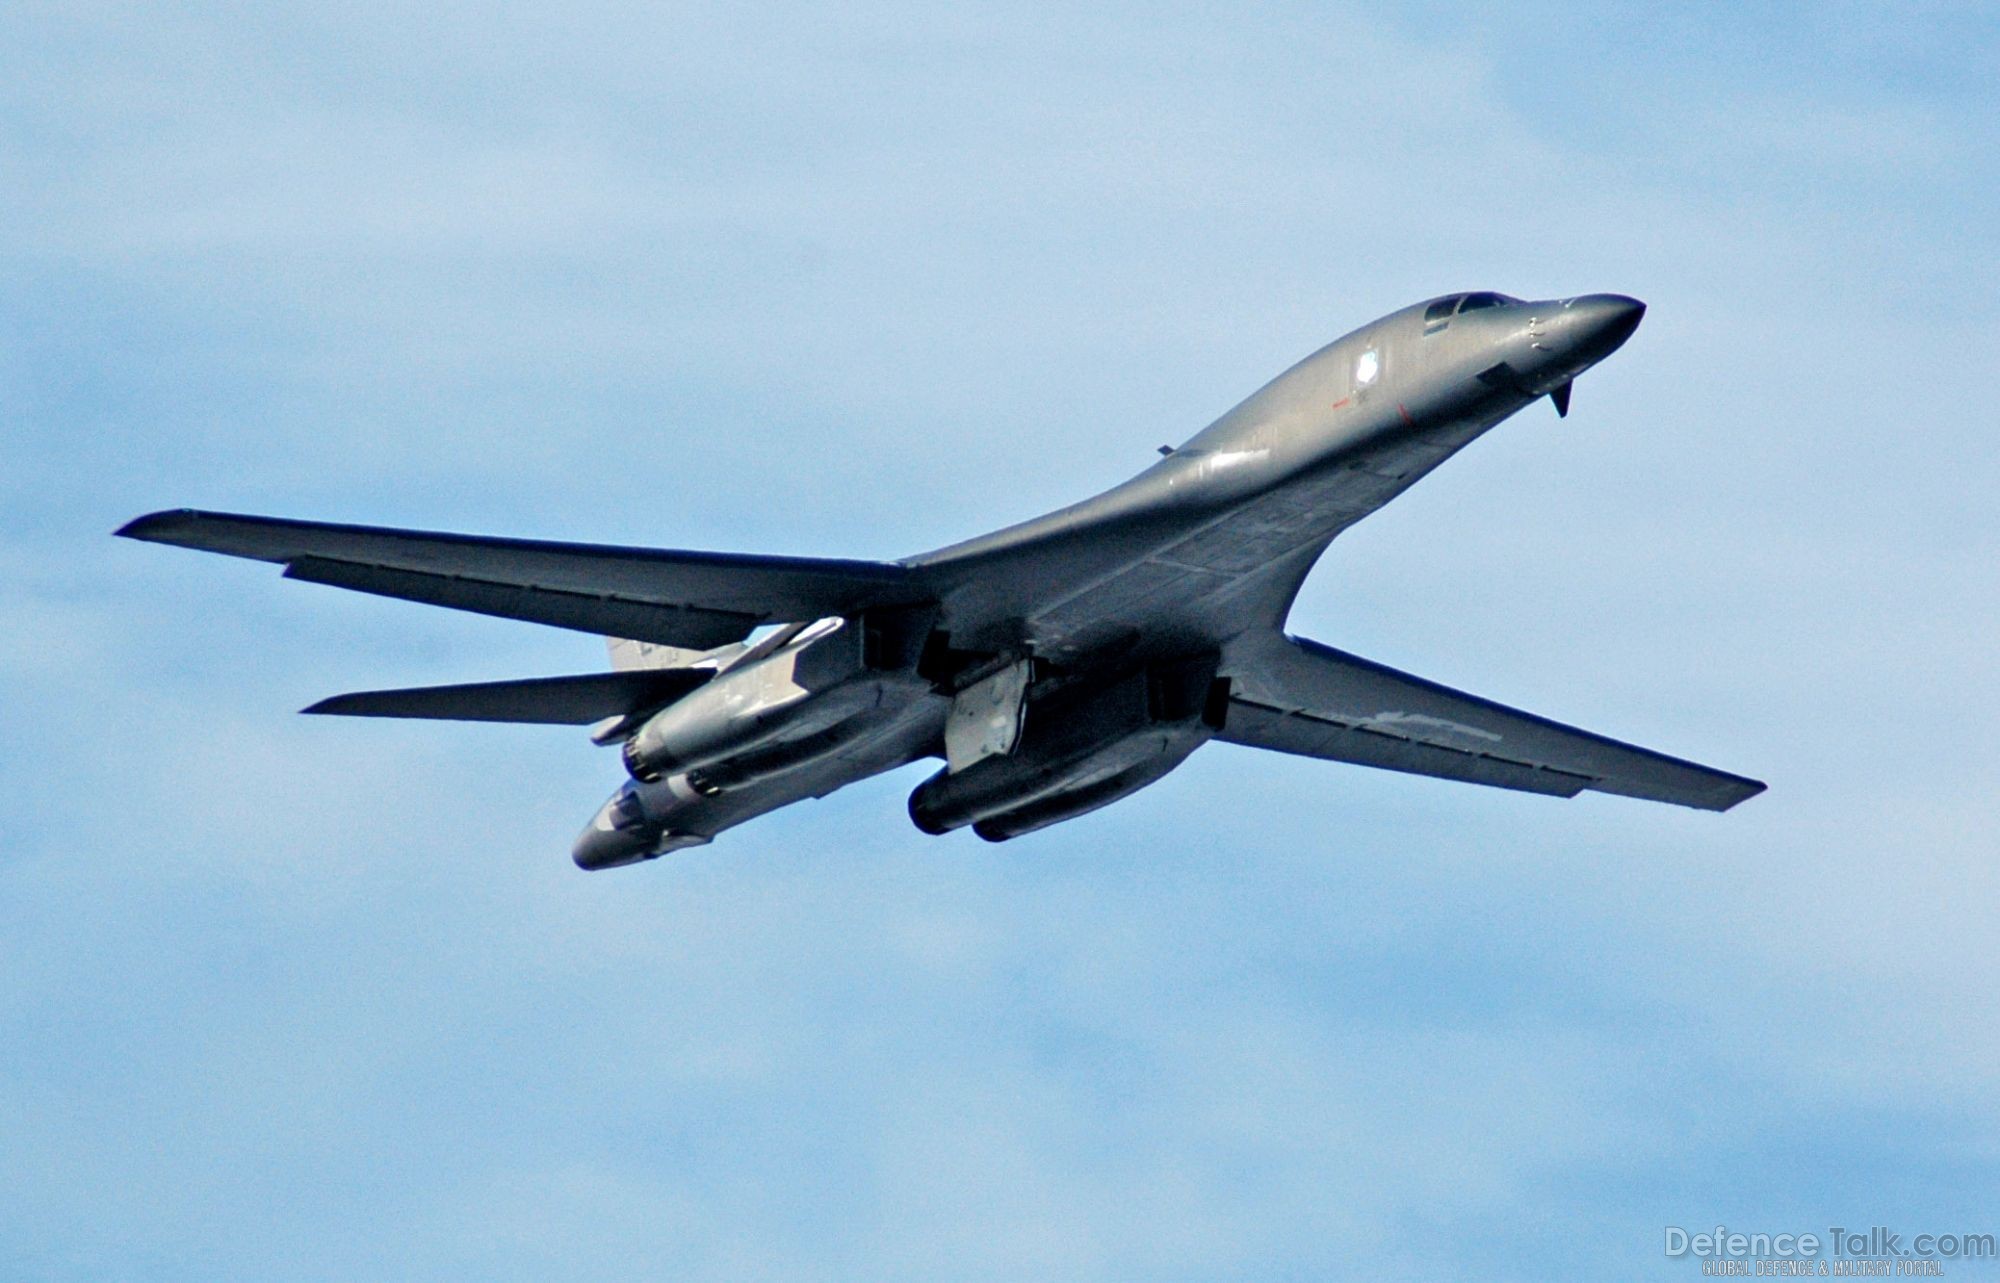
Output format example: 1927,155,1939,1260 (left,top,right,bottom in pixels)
117,509,928,649
303,668,712,724
1221,632,1765,811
